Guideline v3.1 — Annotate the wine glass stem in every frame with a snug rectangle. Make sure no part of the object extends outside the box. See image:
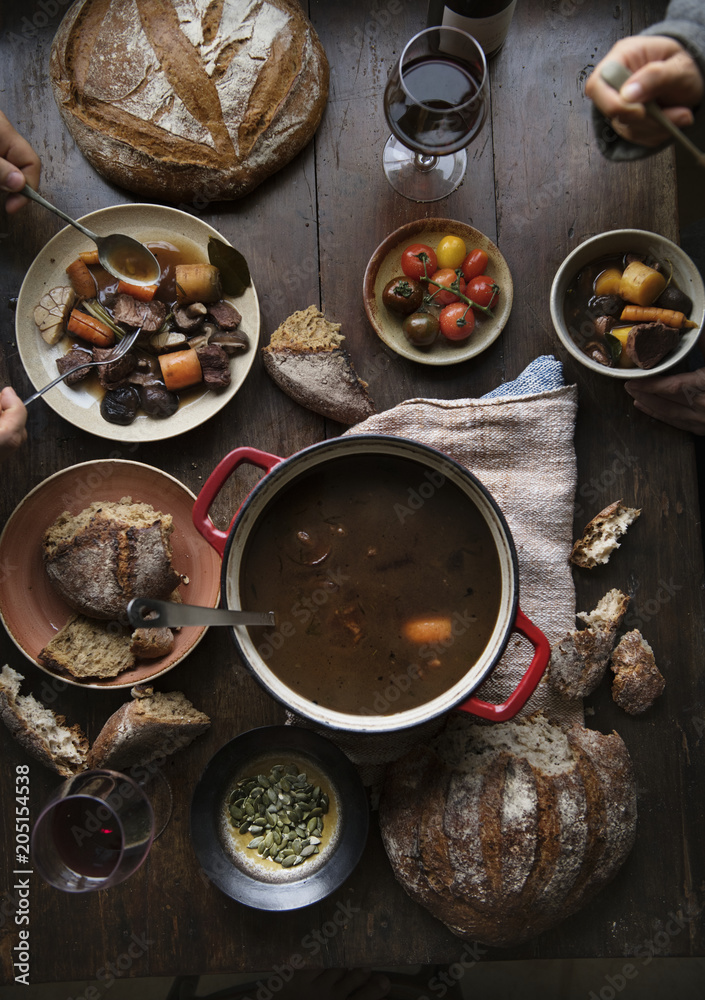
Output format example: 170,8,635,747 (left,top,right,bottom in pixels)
414,153,439,173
